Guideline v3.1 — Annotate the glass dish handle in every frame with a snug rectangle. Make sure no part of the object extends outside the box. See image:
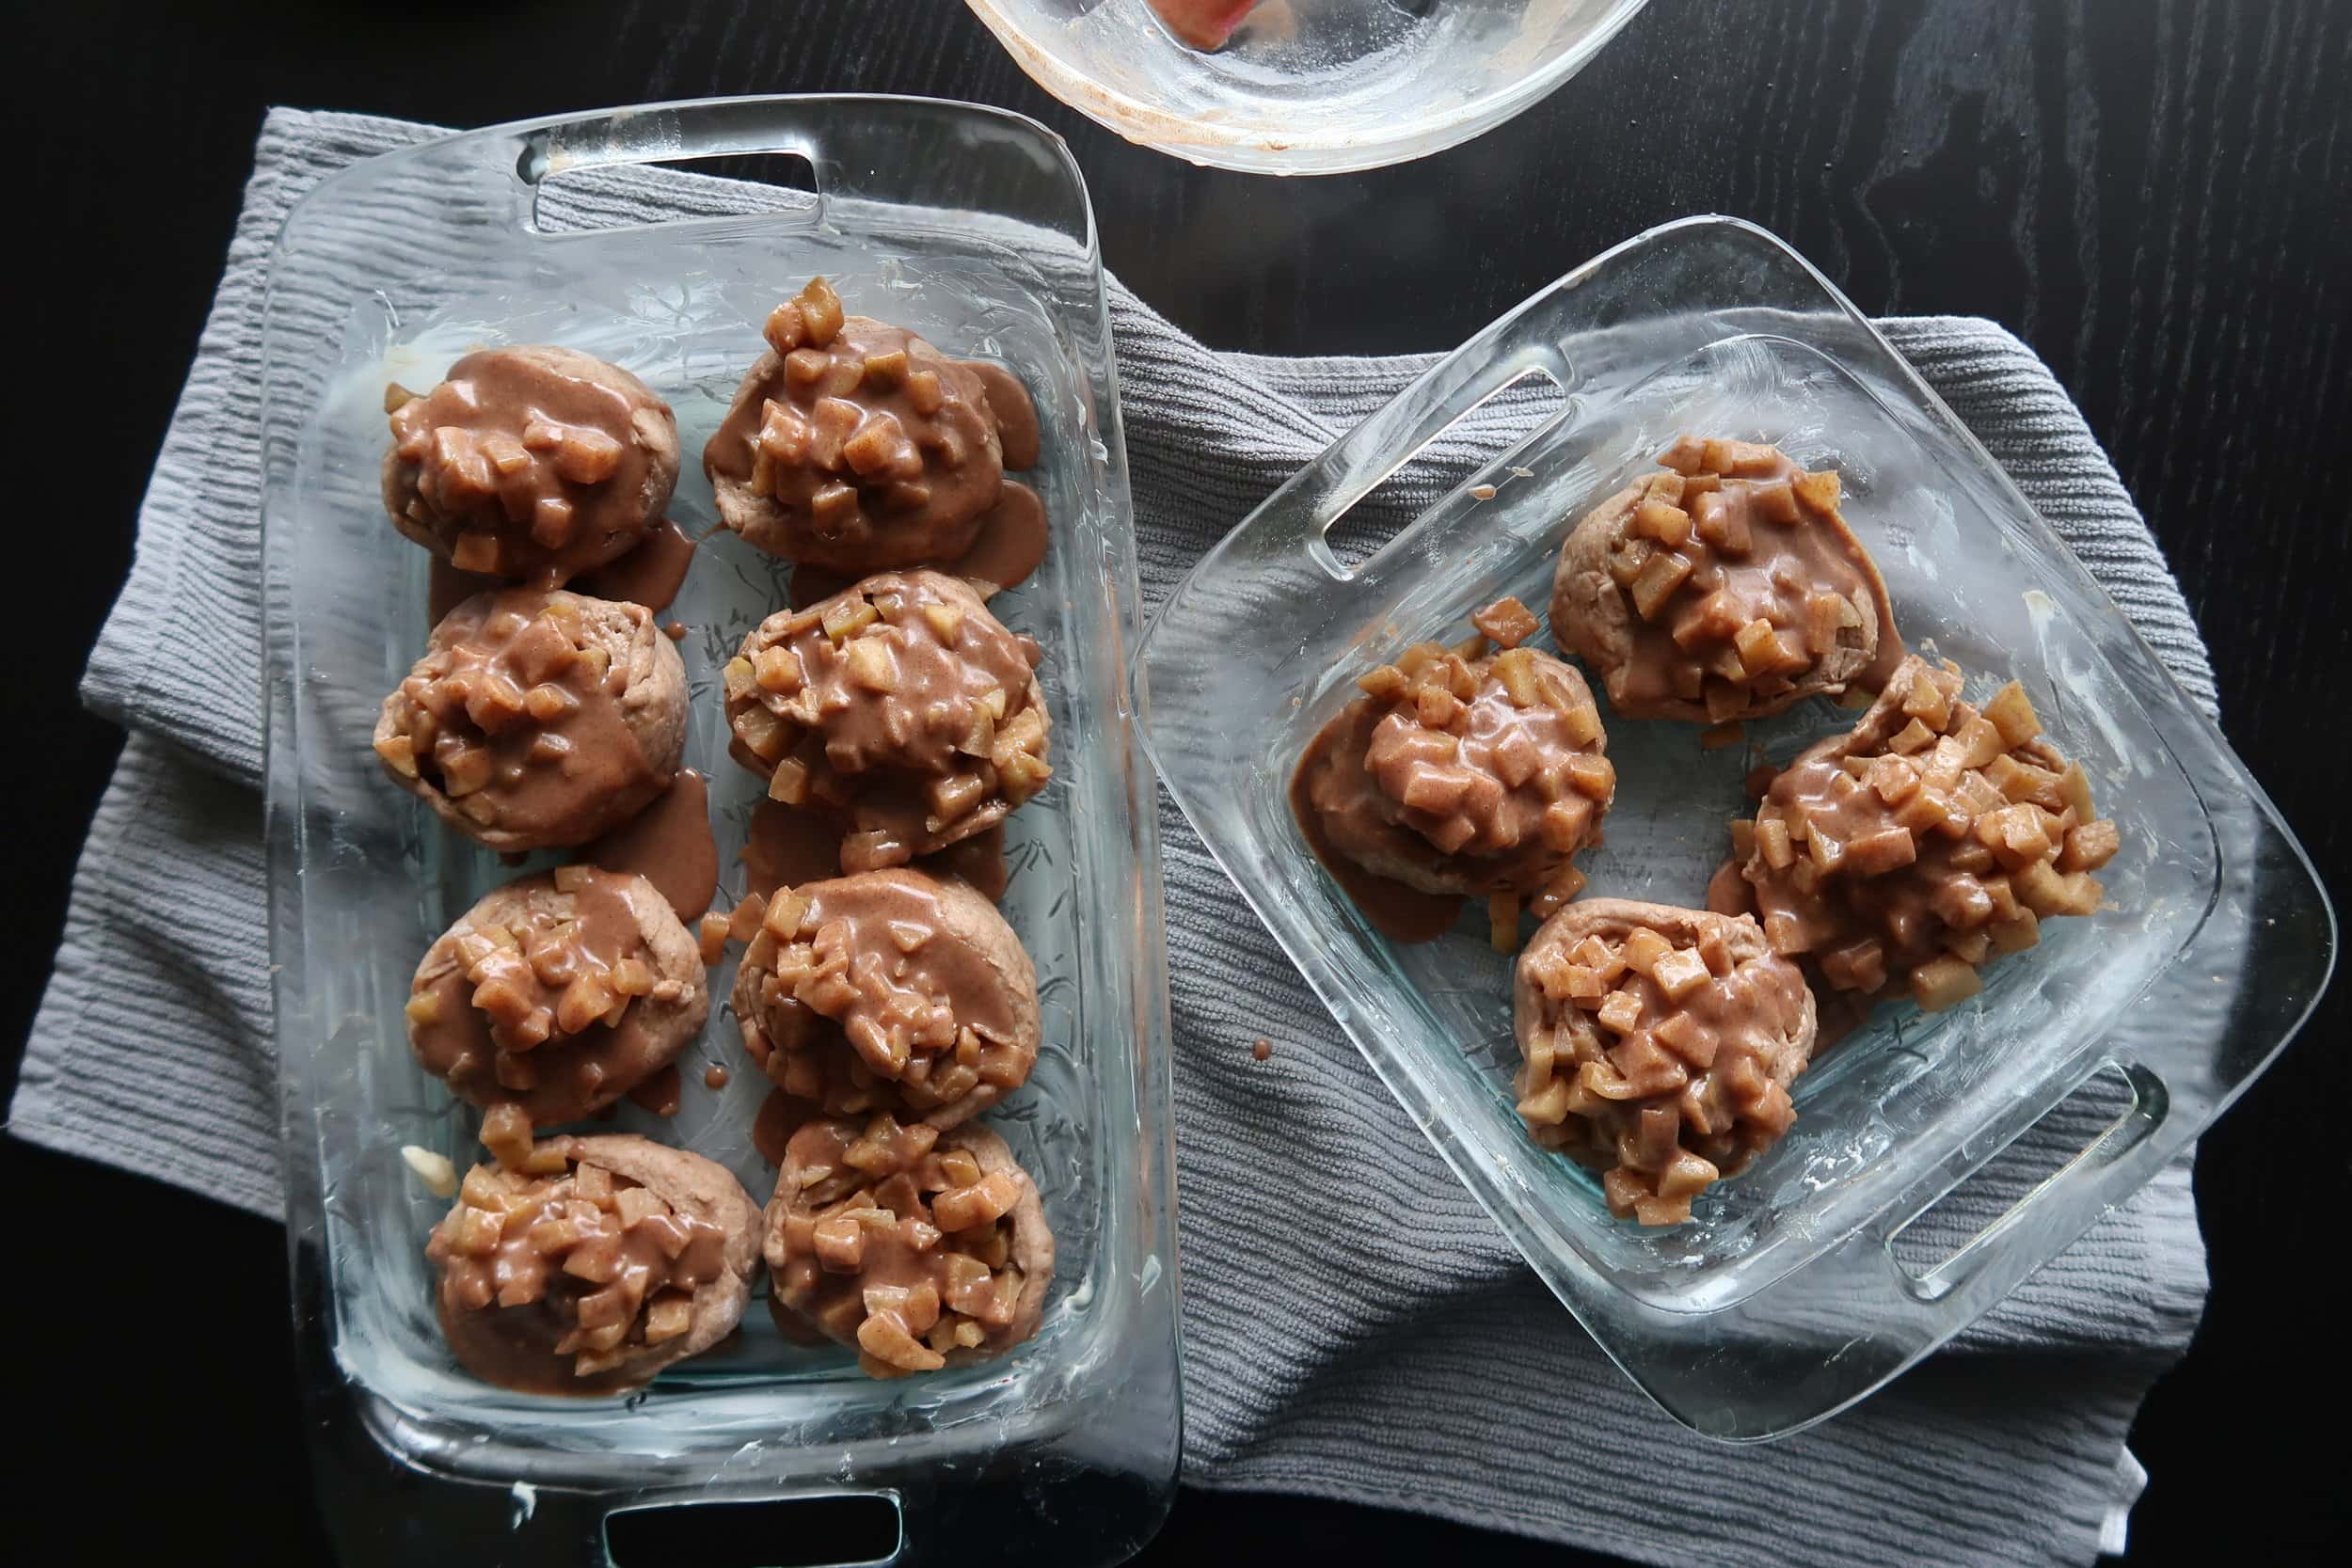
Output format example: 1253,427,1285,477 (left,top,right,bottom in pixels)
1755,1056,2172,1409
1881,1058,2169,1303
1252,315,1571,580
496,95,1093,246
1642,1058,2176,1439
